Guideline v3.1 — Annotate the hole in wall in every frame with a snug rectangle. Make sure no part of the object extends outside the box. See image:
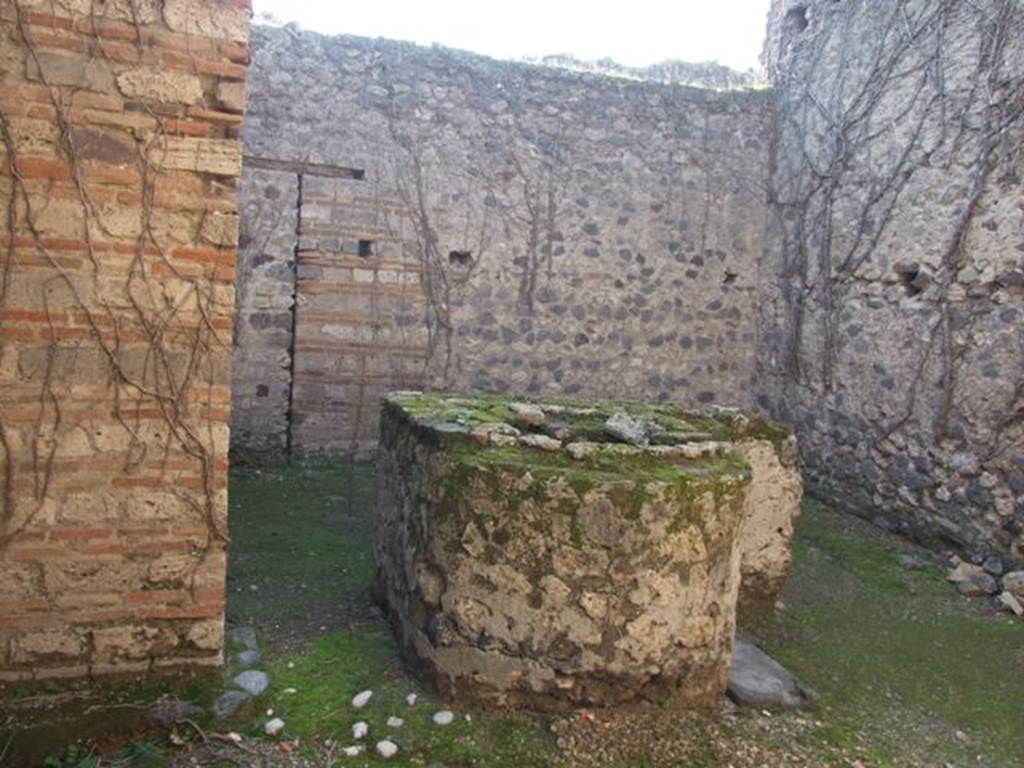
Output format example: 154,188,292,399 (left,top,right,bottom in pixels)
894,262,929,296
357,239,375,258
785,5,809,34
448,249,473,266
722,270,738,285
